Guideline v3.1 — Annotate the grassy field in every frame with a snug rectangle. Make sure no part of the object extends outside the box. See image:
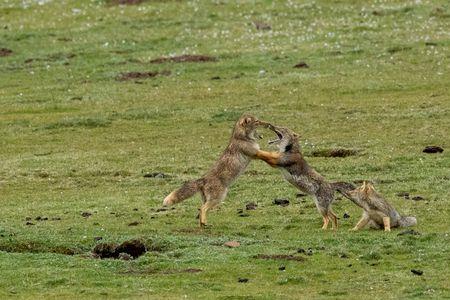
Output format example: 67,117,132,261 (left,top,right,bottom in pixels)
1,0,450,298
